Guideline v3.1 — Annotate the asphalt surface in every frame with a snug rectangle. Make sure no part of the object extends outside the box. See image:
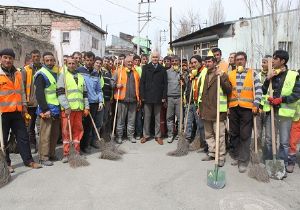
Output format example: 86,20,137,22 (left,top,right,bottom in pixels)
0,139,300,210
